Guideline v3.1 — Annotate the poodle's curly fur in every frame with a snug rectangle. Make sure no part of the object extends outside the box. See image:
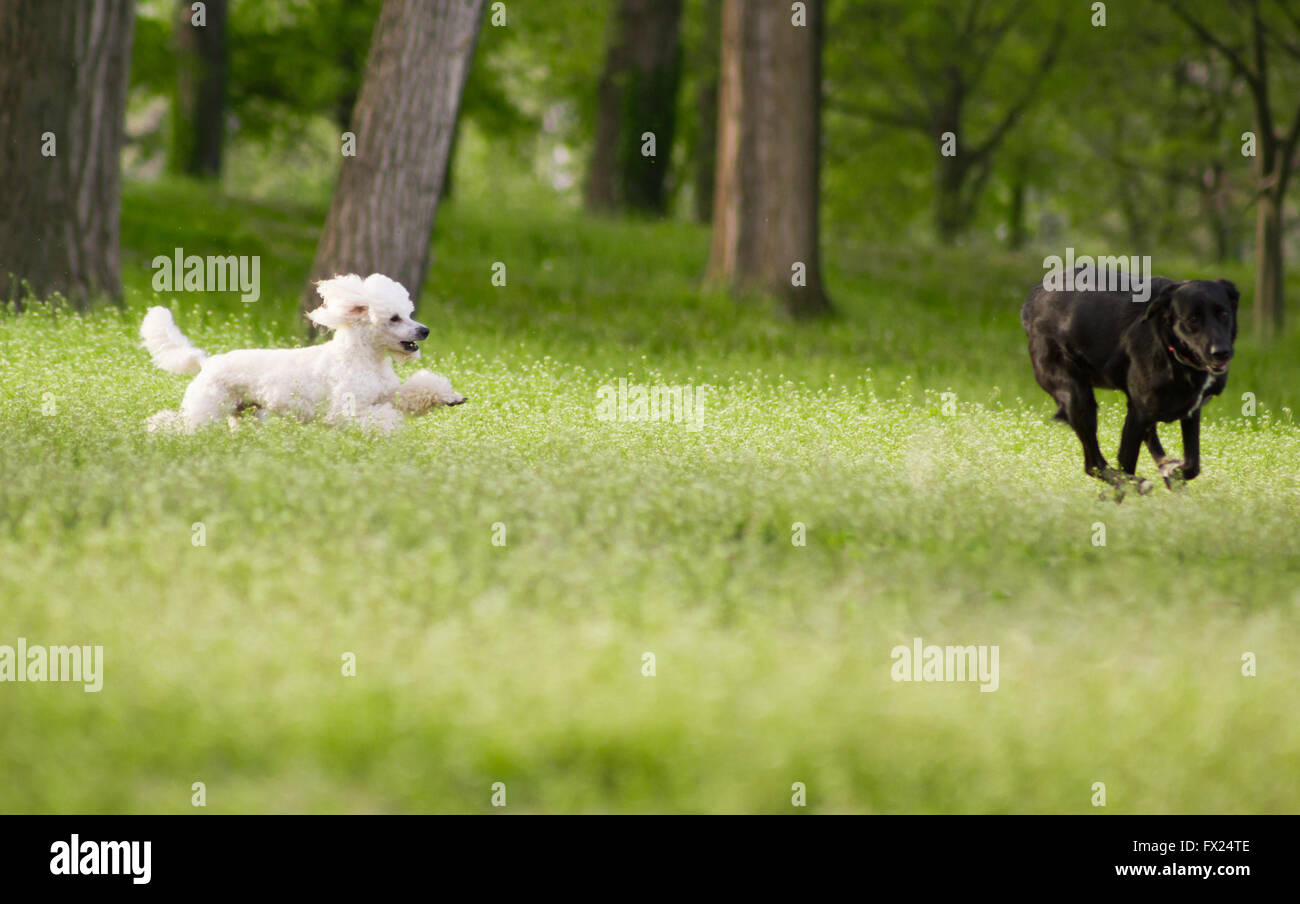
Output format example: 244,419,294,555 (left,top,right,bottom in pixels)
142,273,466,432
